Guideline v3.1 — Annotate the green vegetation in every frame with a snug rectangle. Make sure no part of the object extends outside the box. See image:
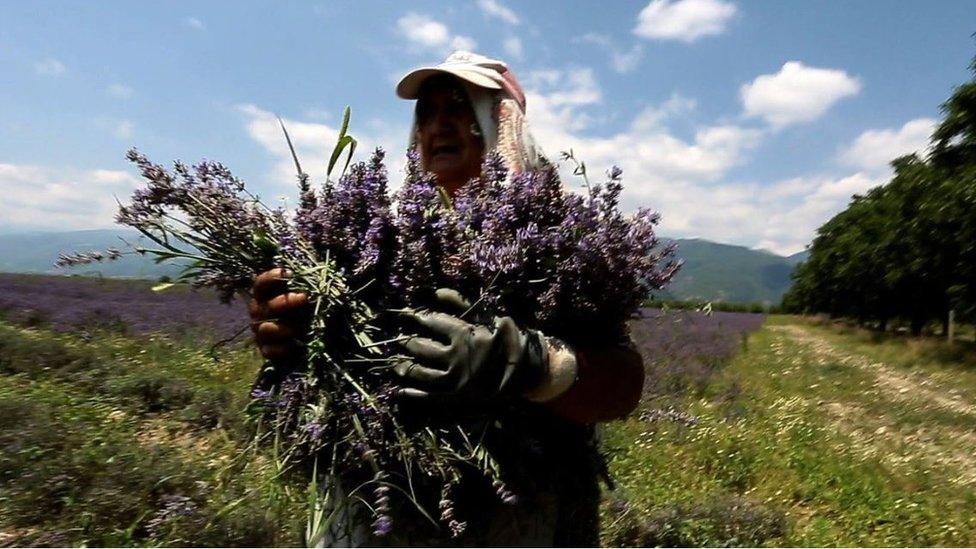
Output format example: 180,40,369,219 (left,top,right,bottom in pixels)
662,238,799,306
0,322,305,546
601,316,976,547
649,297,781,314
784,53,976,333
5,308,976,546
